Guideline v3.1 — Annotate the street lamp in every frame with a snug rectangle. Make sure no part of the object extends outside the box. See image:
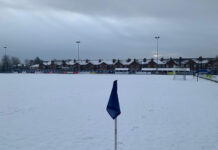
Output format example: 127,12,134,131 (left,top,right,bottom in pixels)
155,36,160,73
3,46,7,72
76,41,80,61
3,46,7,56
76,41,81,72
